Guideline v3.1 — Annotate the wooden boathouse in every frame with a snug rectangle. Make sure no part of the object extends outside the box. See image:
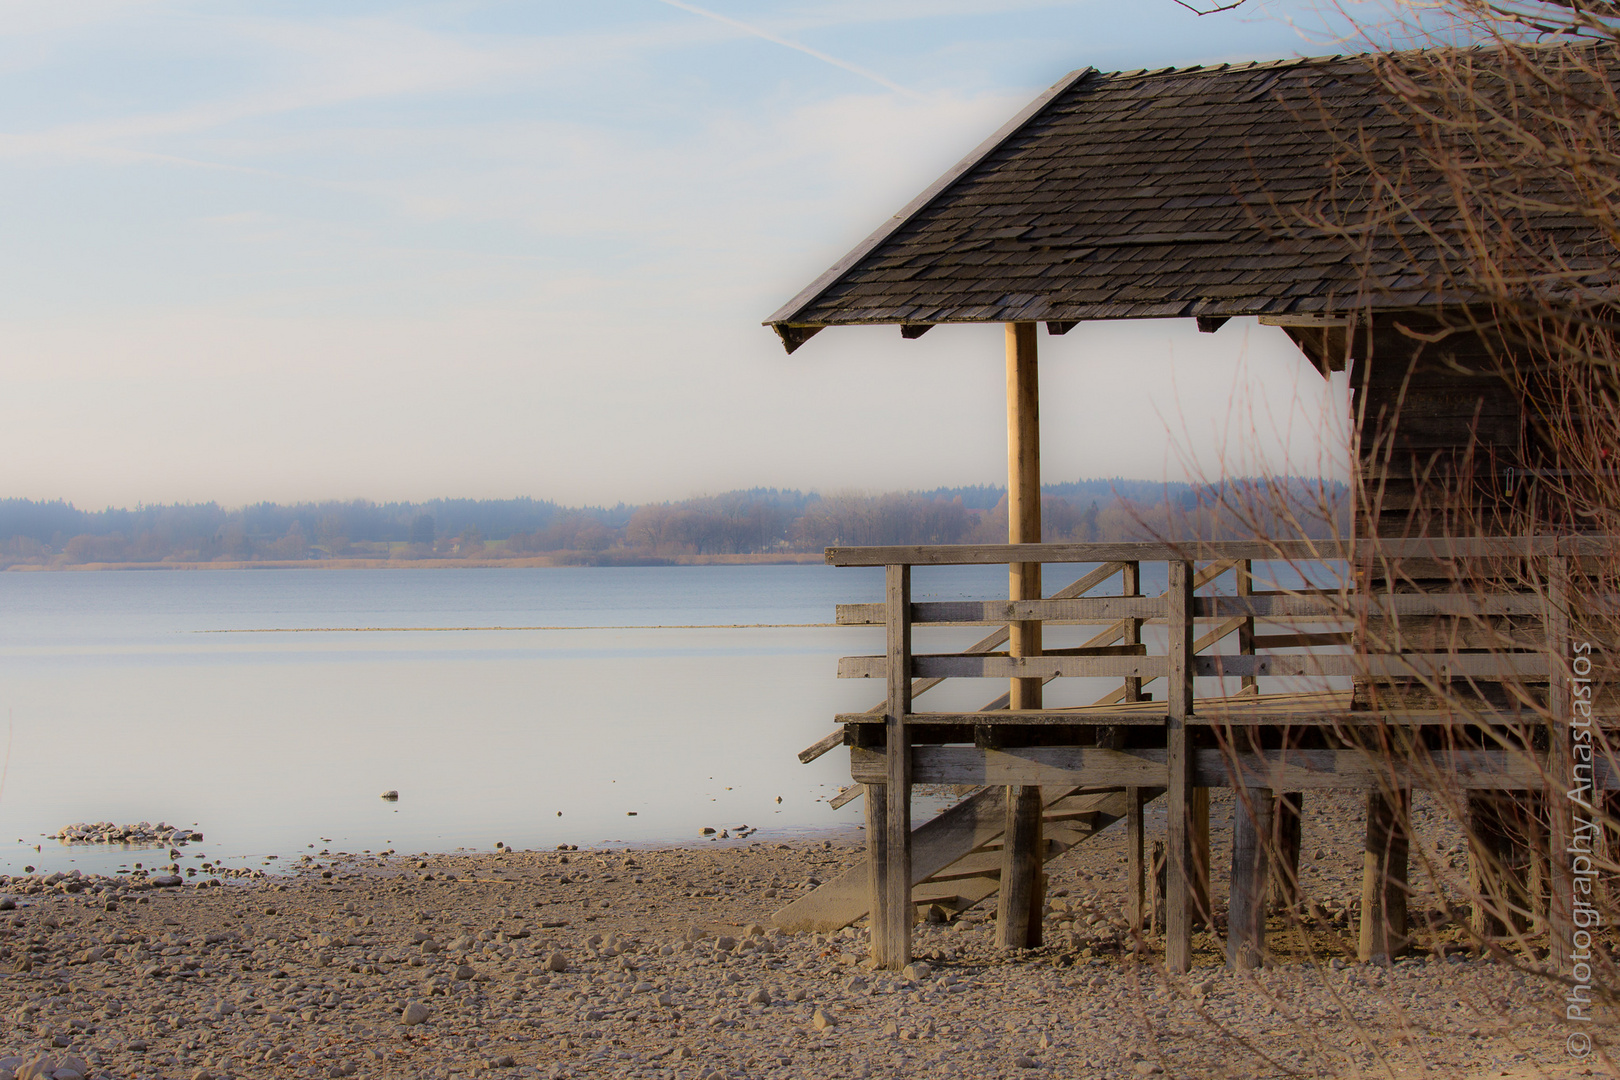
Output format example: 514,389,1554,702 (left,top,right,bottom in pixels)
763,55,1615,972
